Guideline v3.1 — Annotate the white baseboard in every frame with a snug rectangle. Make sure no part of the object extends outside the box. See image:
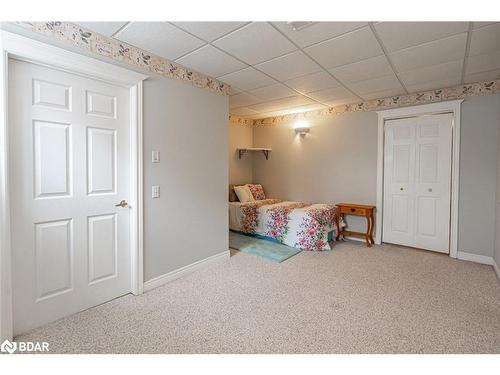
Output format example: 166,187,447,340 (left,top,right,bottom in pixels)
341,236,366,244
143,250,230,292
457,251,495,265
493,259,500,280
